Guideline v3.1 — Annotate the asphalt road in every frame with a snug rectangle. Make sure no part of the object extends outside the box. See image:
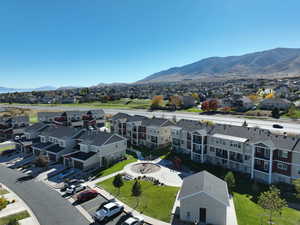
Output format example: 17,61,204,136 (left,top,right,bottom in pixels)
0,164,90,225
2,104,300,134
